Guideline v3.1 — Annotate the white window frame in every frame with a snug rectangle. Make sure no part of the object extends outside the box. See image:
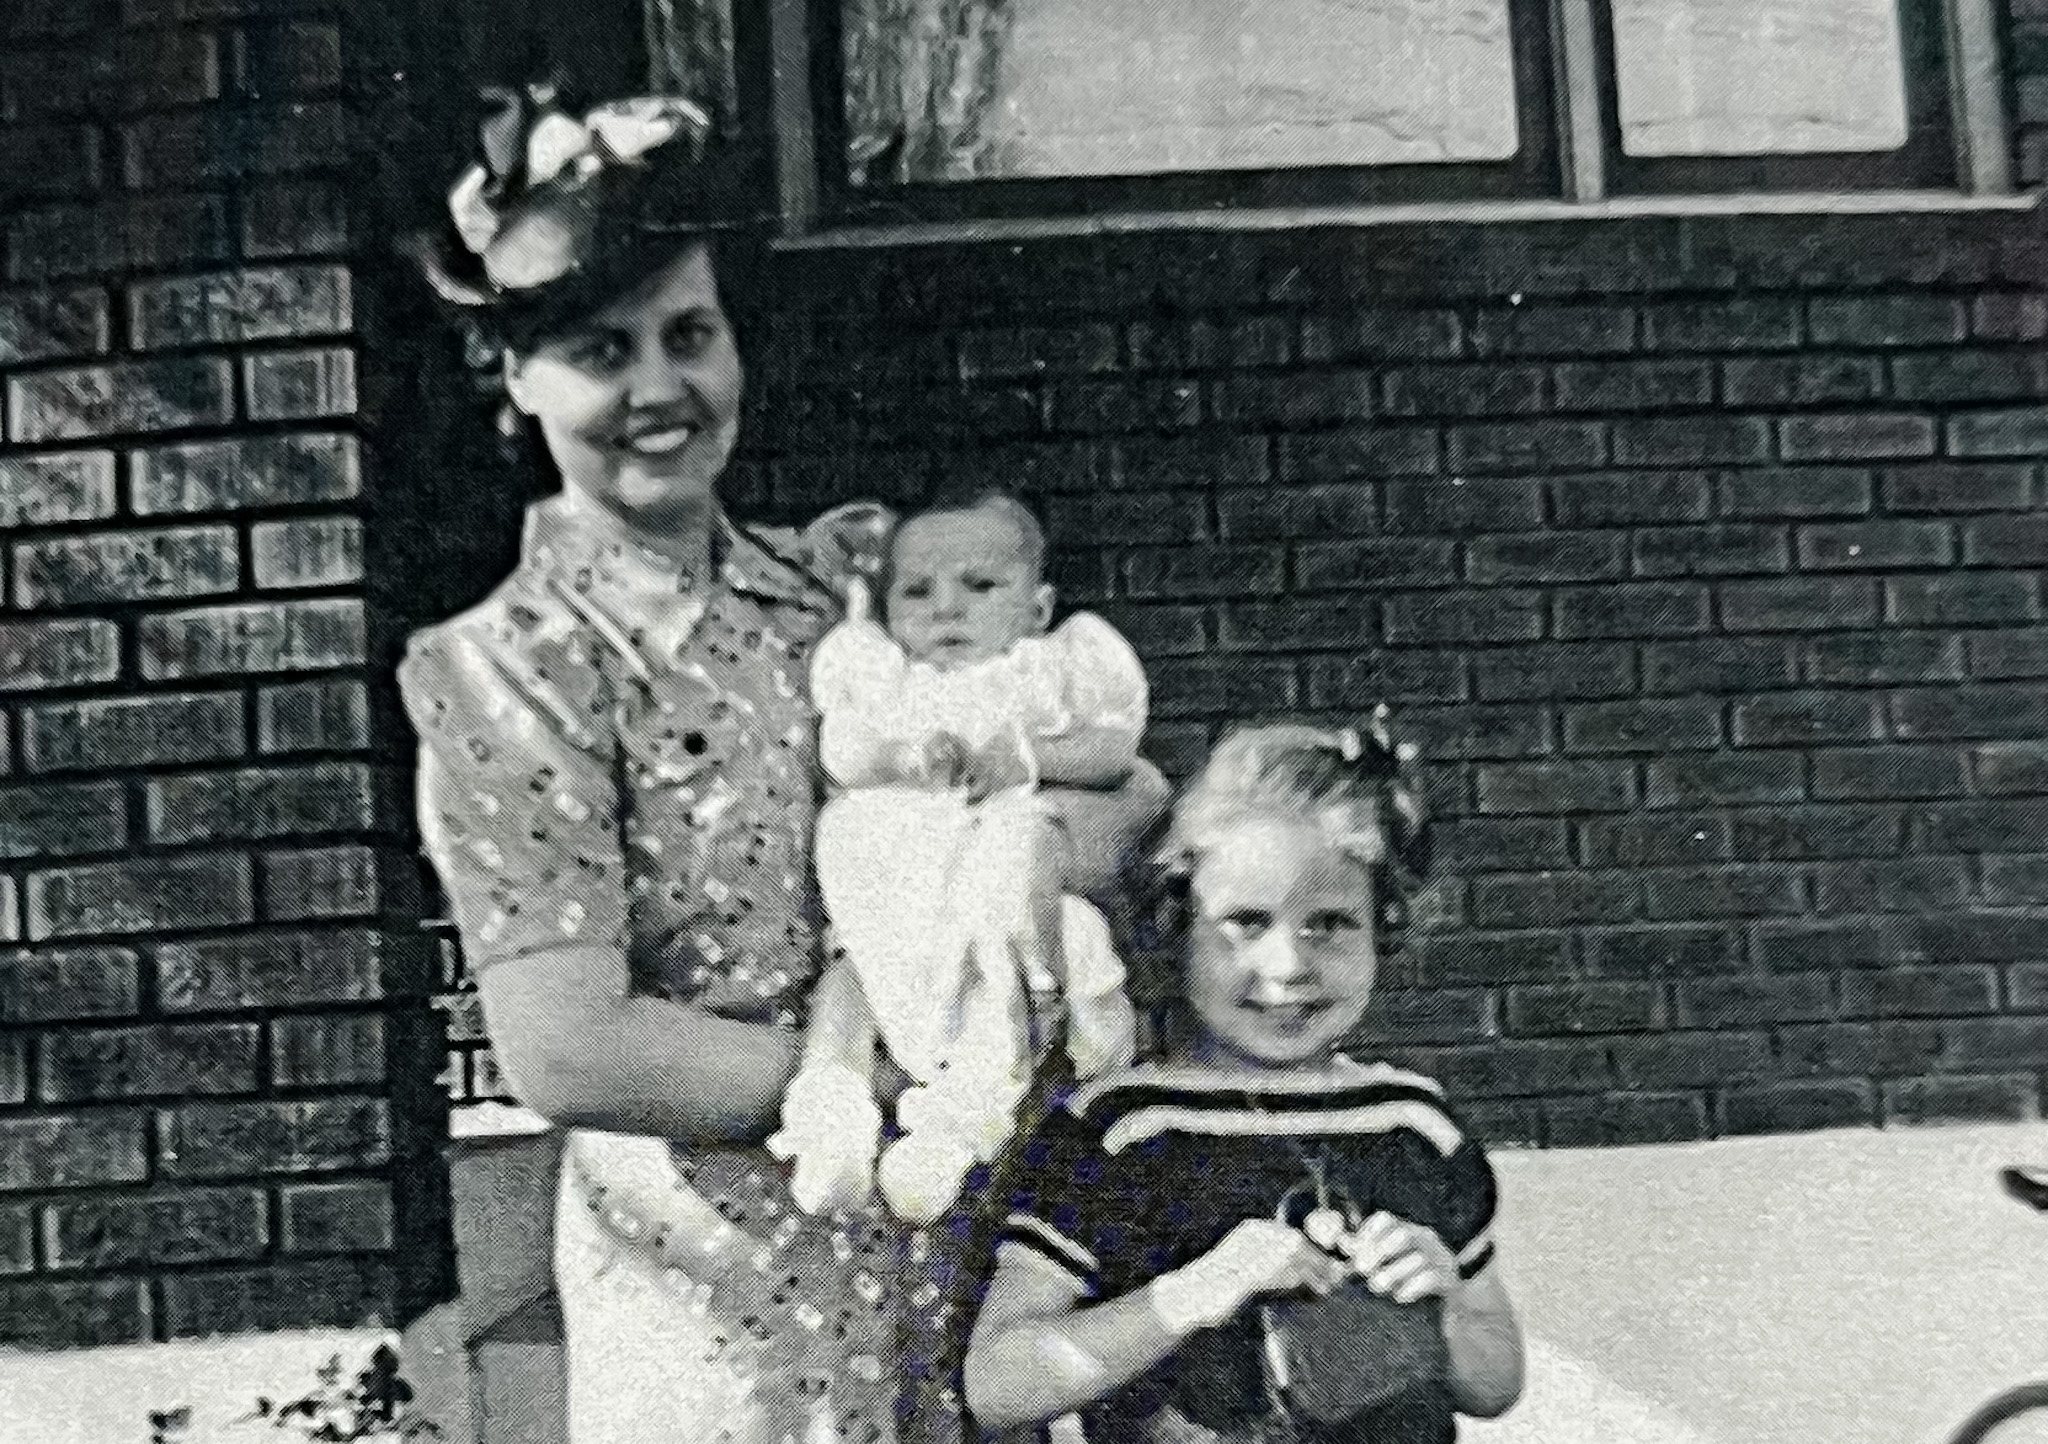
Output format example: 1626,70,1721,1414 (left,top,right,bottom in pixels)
763,0,2017,239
